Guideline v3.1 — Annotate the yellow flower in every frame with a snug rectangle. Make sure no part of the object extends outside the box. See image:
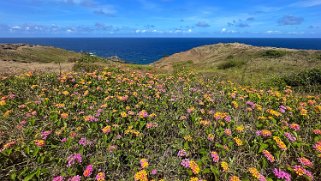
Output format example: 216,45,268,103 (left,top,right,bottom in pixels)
267,109,281,117
83,90,89,96
62,91,69,96
300,108,308,116
134,170,148,181
0,100,6,106
184,135,193,142
315,105,321,113
190,177,199,181
199,120,211,127
102,126,111,134
55,103,65,108
229,176,240,181
3,110,12,118
221,161,229,172
233,137,243,146
248,167,260,179
258,116,267,120
189,160,200,174
235,125,244,133
121,112,128,118
255,105,262,111
273,136,287,151
140,158,149,169
231,101,238,109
